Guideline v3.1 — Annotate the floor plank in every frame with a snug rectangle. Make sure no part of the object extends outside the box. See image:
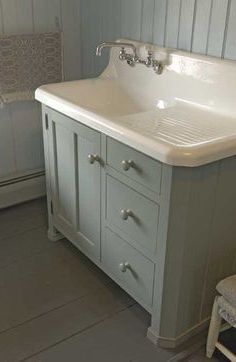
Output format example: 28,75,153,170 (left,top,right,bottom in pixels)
25,304,174,362
0,199,231,361
0,198,47,240
0,284,134,362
